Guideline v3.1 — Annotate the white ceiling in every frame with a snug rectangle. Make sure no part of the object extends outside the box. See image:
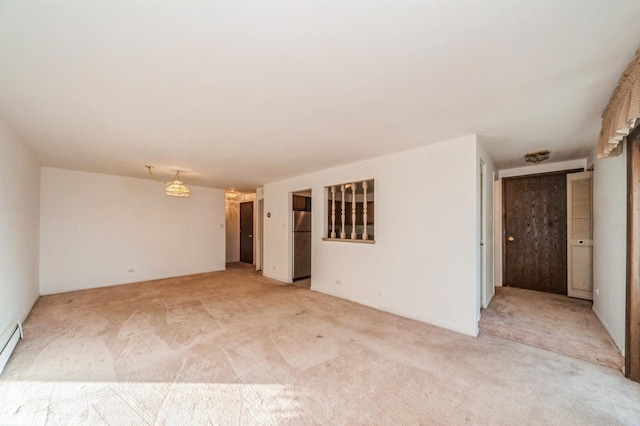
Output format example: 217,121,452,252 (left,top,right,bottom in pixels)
1,1,639,191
